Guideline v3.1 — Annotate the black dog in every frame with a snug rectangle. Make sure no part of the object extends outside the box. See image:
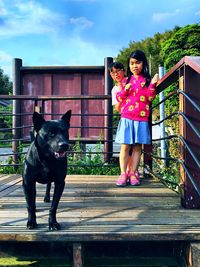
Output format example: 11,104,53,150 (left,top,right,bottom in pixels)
22,110,71,230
